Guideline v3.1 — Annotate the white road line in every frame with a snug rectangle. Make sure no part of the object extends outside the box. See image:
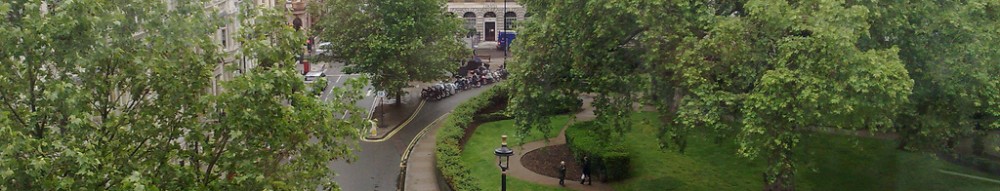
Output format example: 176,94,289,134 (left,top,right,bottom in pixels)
340,110,350,120
322,79,334,102
367,97,380,119
326,74,362,77
335,75,343,83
